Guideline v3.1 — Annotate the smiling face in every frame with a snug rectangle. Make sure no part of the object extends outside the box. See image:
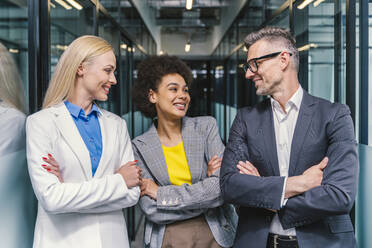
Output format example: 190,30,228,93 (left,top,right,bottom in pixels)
149,73,190,120
245,39,284,96
77,50,117,102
